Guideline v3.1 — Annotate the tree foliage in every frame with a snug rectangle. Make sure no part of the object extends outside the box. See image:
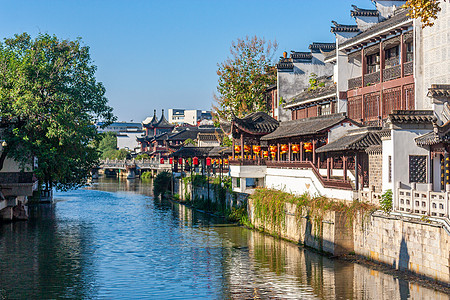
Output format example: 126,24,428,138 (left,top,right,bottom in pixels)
0,33,115,190
213,36,278,120
403,0,447,28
